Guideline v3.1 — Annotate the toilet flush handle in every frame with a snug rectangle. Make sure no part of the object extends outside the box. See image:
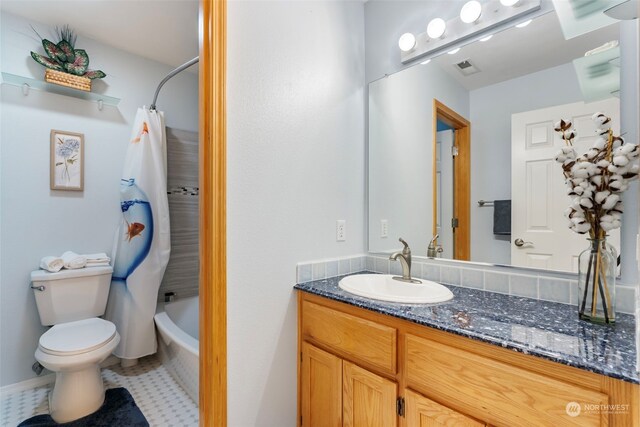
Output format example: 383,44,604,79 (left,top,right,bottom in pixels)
30,284,45,292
